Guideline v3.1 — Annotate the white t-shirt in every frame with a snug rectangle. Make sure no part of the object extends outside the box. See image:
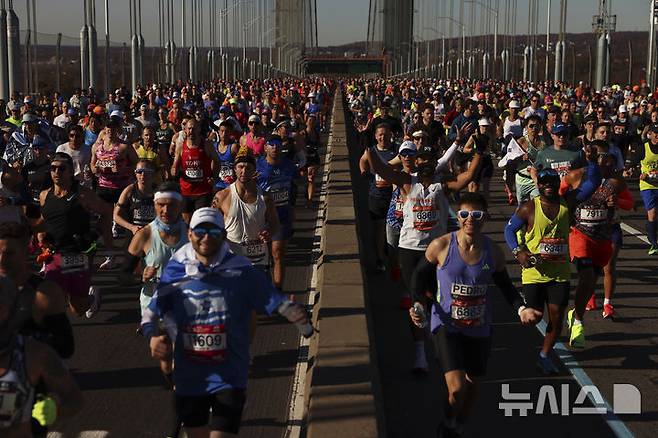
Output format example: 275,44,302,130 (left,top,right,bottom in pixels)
53,114,71,129
56,142,92,180
523,106,546,120
503,117,523,138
